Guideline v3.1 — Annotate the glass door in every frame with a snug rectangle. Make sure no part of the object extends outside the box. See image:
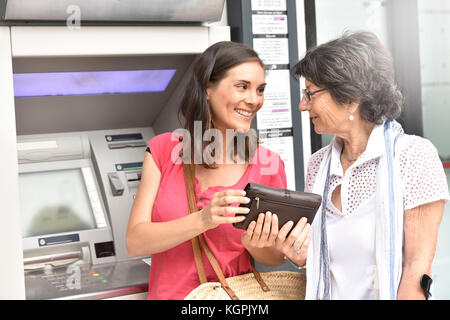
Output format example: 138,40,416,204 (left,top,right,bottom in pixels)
417,0,450,299
314,0,392,147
